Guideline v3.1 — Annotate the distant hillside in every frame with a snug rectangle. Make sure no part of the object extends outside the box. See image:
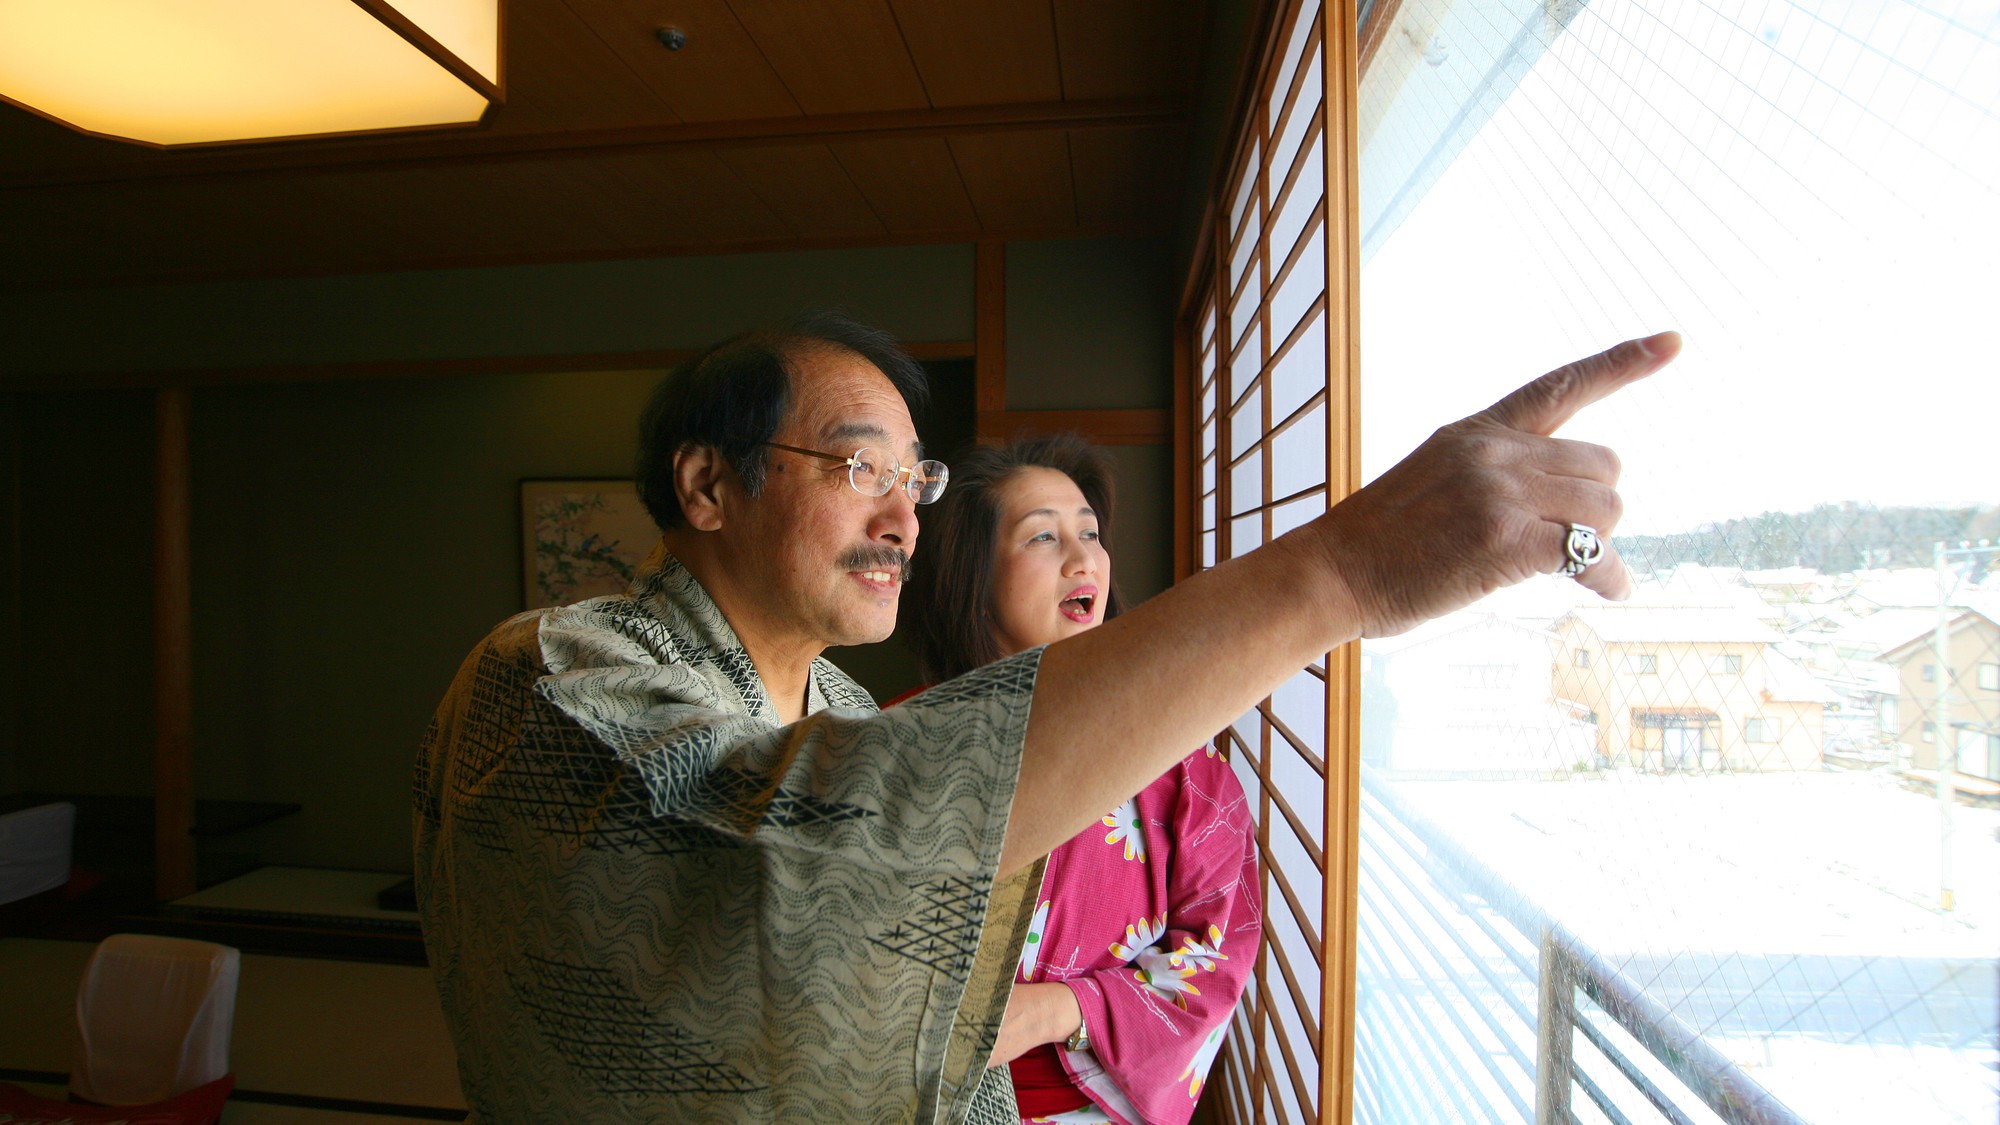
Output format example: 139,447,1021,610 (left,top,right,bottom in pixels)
1614,503,2000,575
